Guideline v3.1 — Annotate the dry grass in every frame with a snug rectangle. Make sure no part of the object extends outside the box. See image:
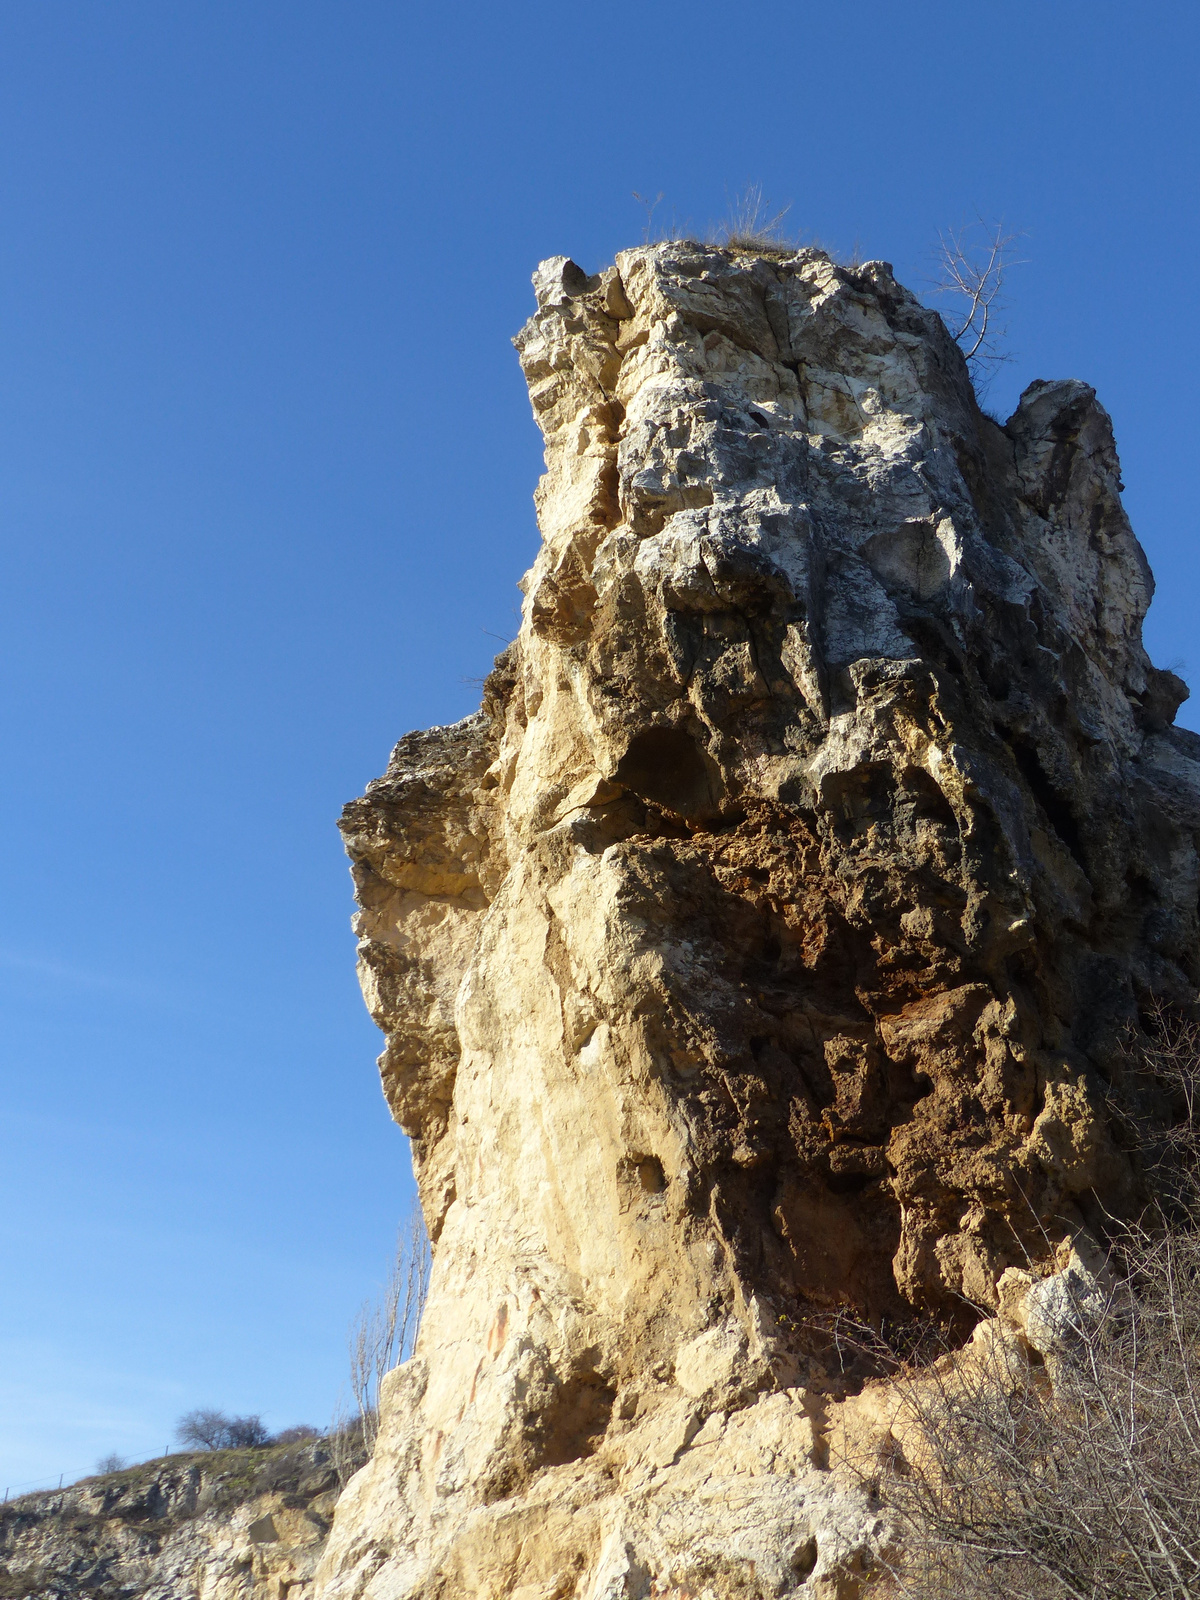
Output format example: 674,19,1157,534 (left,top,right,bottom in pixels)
631,182,800,256
707,181,794,255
